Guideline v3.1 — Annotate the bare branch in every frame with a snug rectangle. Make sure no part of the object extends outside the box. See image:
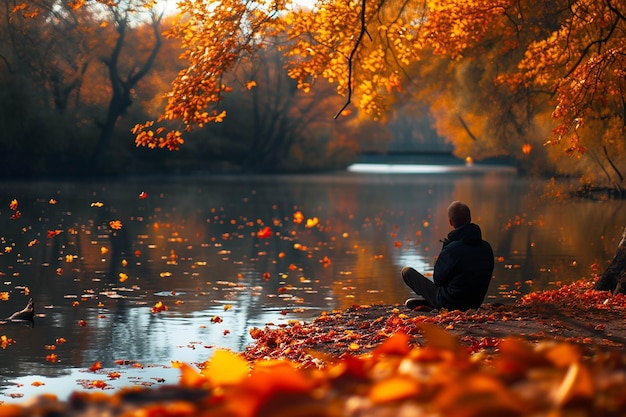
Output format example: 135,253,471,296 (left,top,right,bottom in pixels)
334,0,370,119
